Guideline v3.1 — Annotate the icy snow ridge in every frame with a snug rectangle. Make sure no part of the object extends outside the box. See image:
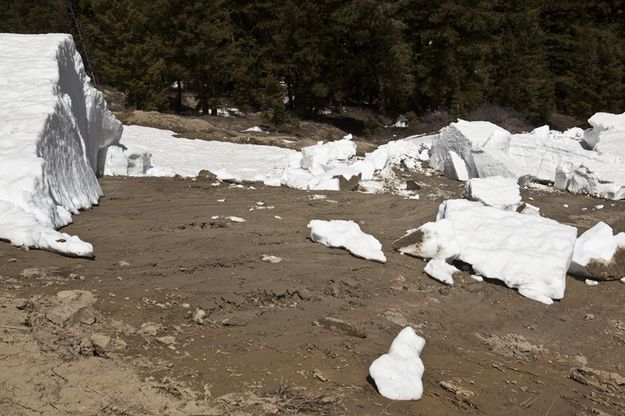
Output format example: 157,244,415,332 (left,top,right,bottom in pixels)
0,34,122,256
396,199,577,304
307,219,386,263
369,327,426,401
